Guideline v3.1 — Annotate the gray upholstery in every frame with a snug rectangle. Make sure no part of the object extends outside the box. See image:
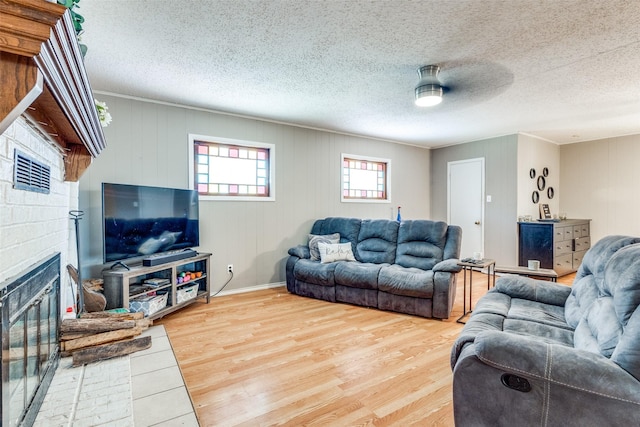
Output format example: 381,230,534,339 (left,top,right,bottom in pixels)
287,217,462,319
450,235,640,425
